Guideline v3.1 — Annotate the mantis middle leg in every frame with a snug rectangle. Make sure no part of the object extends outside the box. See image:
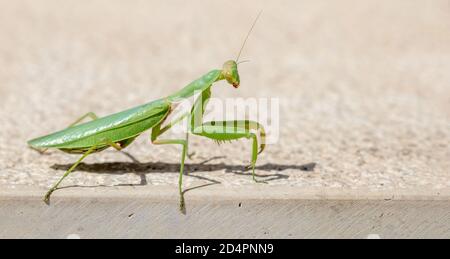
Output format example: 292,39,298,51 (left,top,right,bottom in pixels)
150,112,191,211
